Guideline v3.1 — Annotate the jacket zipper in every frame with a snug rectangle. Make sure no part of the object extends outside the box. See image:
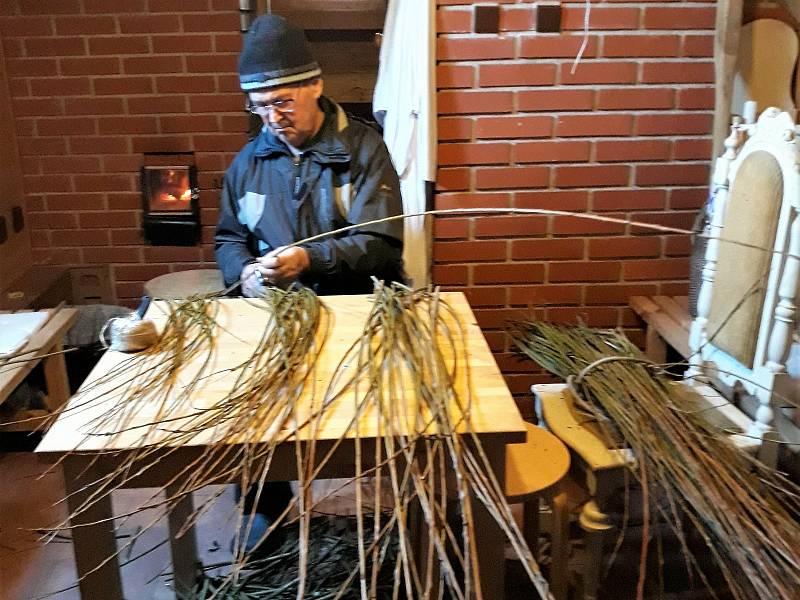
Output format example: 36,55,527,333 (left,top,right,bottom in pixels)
292,154,302,200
